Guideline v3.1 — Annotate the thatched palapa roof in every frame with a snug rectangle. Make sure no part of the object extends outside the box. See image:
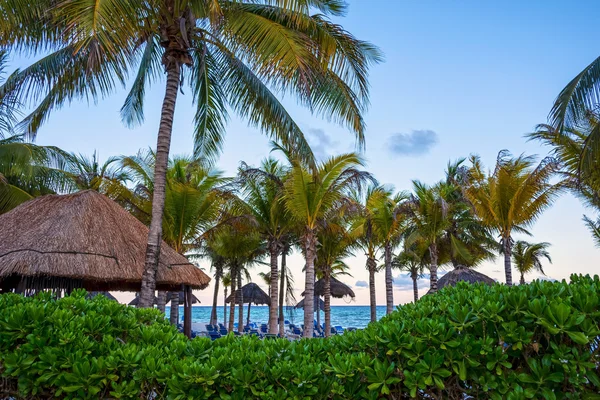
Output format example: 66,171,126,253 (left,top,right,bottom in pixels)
167,291,200,305
226,282,270,305
295,297,325,312
128,294,157,306
88,291,117,301
0,191,210,292
433,267,496,292
302,277,356,299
